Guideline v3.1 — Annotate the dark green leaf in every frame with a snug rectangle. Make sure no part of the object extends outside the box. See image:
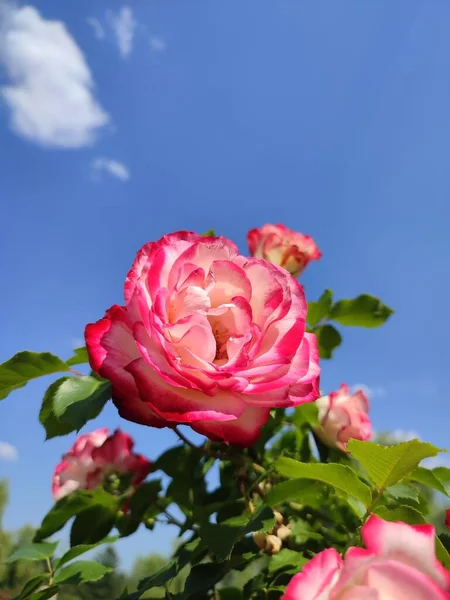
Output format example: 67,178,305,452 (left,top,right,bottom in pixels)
199,506,275,560
433,467,450,495
179,562,229,599
307,289,333,327
329,294,393,328
18,574,49,599
219,588,243,600
54,560,113,585
129,480,162,520
8,541,58,563
52,375,111,430
408,467,450,498
274,457,372,506
55,536,118,569
374,505,450,569
34,491,95,541
268,549,308,574
67,347,89,366
347,439,444,490
70,505,117,546
28,586,60,600
0,351,69,400
315,324,342,359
